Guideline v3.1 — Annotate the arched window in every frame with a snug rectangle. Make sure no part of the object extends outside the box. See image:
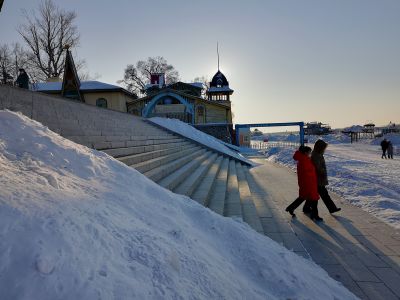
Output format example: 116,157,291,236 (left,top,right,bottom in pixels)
96,98,108,108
